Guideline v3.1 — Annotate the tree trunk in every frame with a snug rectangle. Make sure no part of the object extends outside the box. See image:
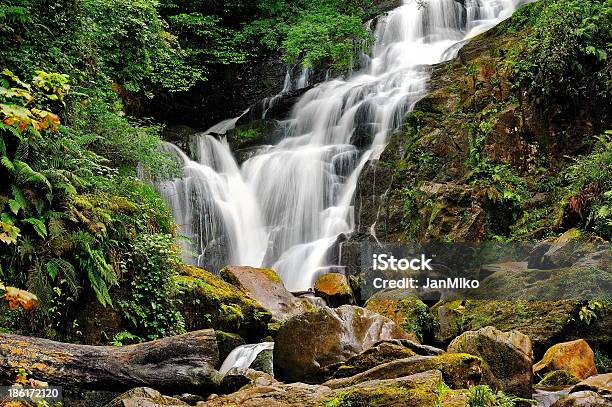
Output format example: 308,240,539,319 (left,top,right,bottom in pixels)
0,329,220,393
